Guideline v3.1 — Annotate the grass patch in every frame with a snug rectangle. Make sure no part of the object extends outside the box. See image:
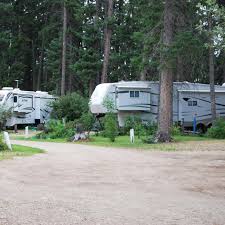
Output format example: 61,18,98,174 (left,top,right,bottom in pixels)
80,134,215,151
173,135,210,142
82,135,176,151
11,132,215,152
0,145,45,161
14,136,67,143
